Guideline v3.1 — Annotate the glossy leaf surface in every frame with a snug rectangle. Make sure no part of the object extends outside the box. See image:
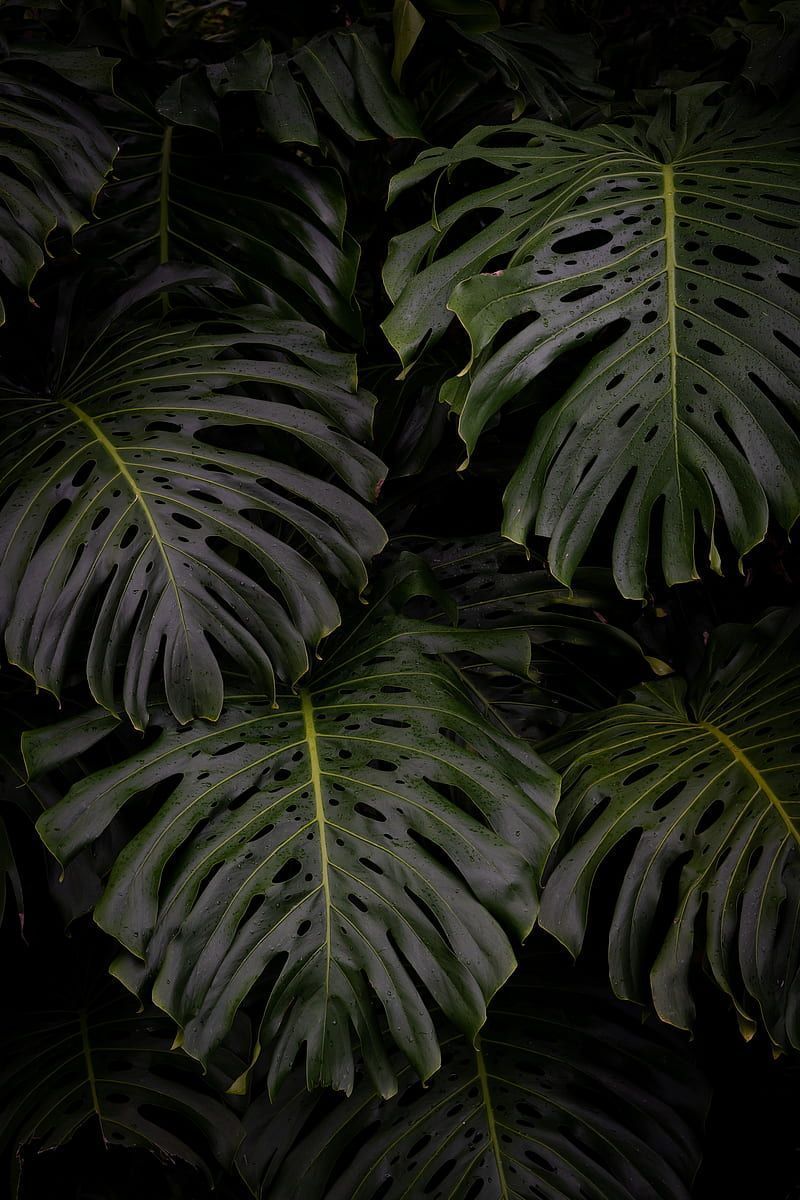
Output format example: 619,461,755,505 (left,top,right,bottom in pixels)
28,589,558,1097
540,607,800,1048
0,280,385,727
0,54,116,322
237,958,708,1200
384,90,800,596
